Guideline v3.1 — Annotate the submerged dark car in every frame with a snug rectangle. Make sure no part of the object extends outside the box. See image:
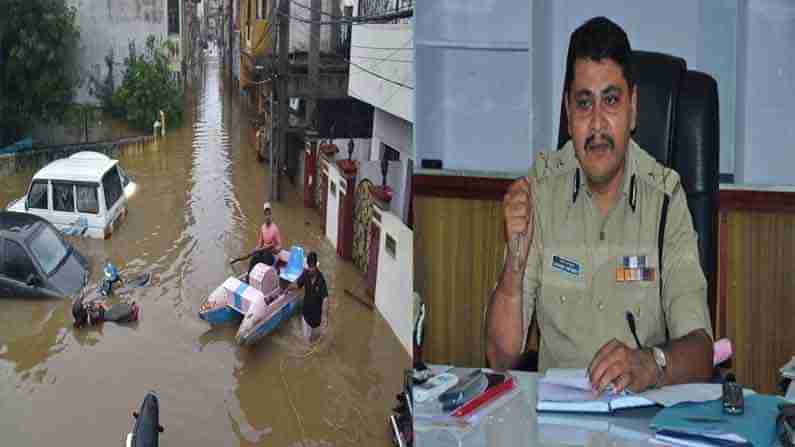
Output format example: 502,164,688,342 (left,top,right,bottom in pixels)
0,211,89,298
